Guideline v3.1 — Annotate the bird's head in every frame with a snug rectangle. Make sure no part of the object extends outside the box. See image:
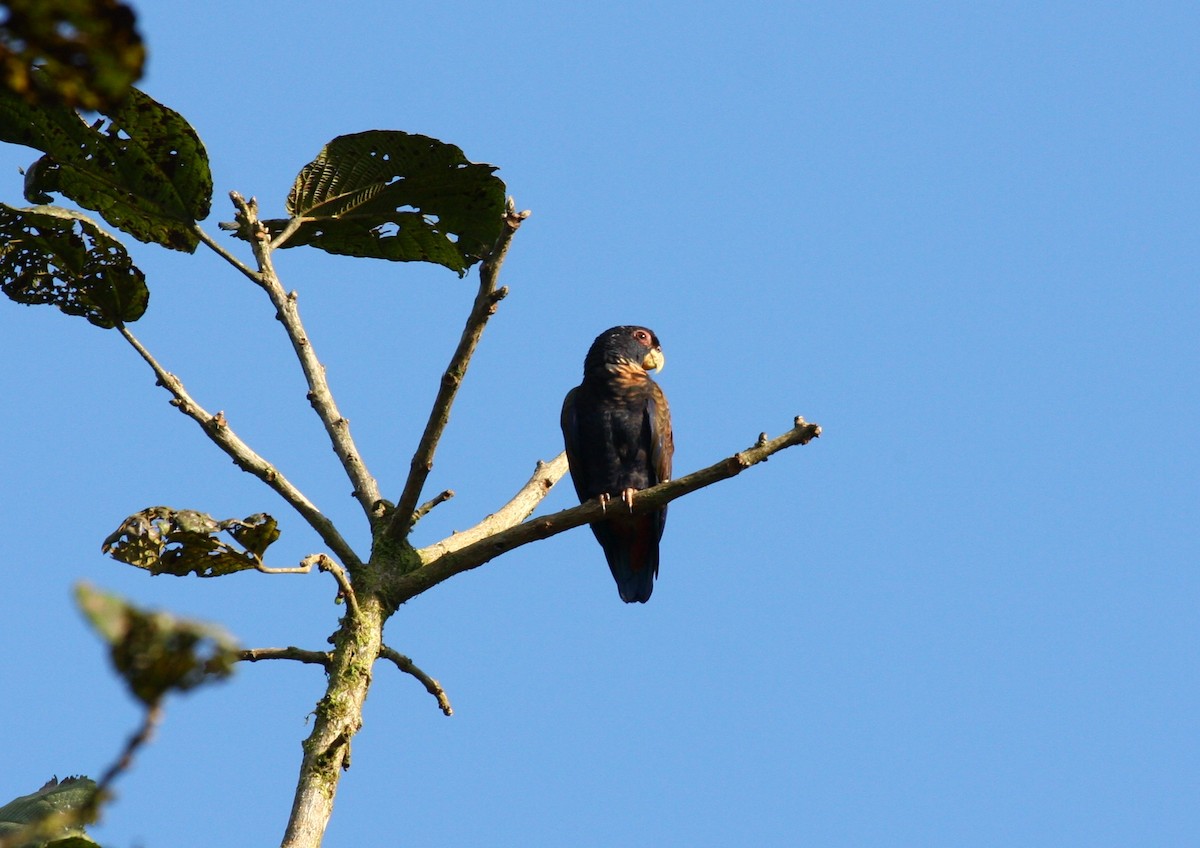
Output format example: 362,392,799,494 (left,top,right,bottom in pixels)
584,325,665,375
